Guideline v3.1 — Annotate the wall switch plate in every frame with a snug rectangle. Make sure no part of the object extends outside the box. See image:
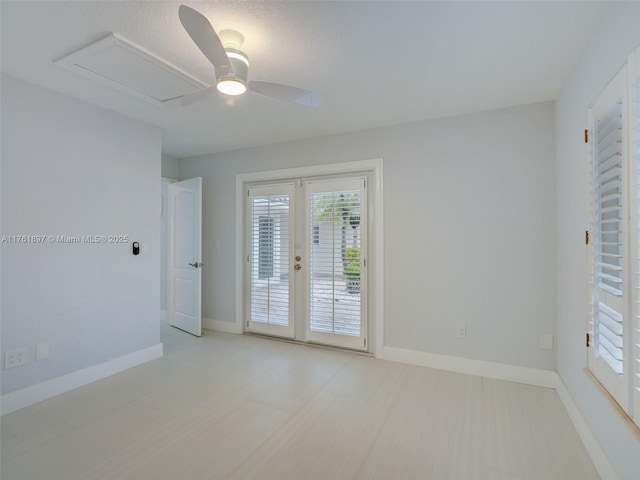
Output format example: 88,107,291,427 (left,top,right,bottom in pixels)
457,325,467,338
5,348,28,369
36,342,49,361
540,334,554,350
